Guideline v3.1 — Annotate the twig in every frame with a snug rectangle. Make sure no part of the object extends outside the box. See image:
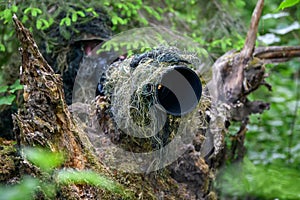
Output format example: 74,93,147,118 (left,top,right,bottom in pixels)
222,0,264,102
240,0,264,60
254,46,300,63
